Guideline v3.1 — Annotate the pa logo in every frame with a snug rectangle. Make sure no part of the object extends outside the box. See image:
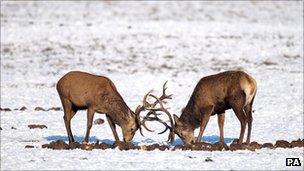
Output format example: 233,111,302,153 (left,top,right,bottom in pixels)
286,158,301,166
